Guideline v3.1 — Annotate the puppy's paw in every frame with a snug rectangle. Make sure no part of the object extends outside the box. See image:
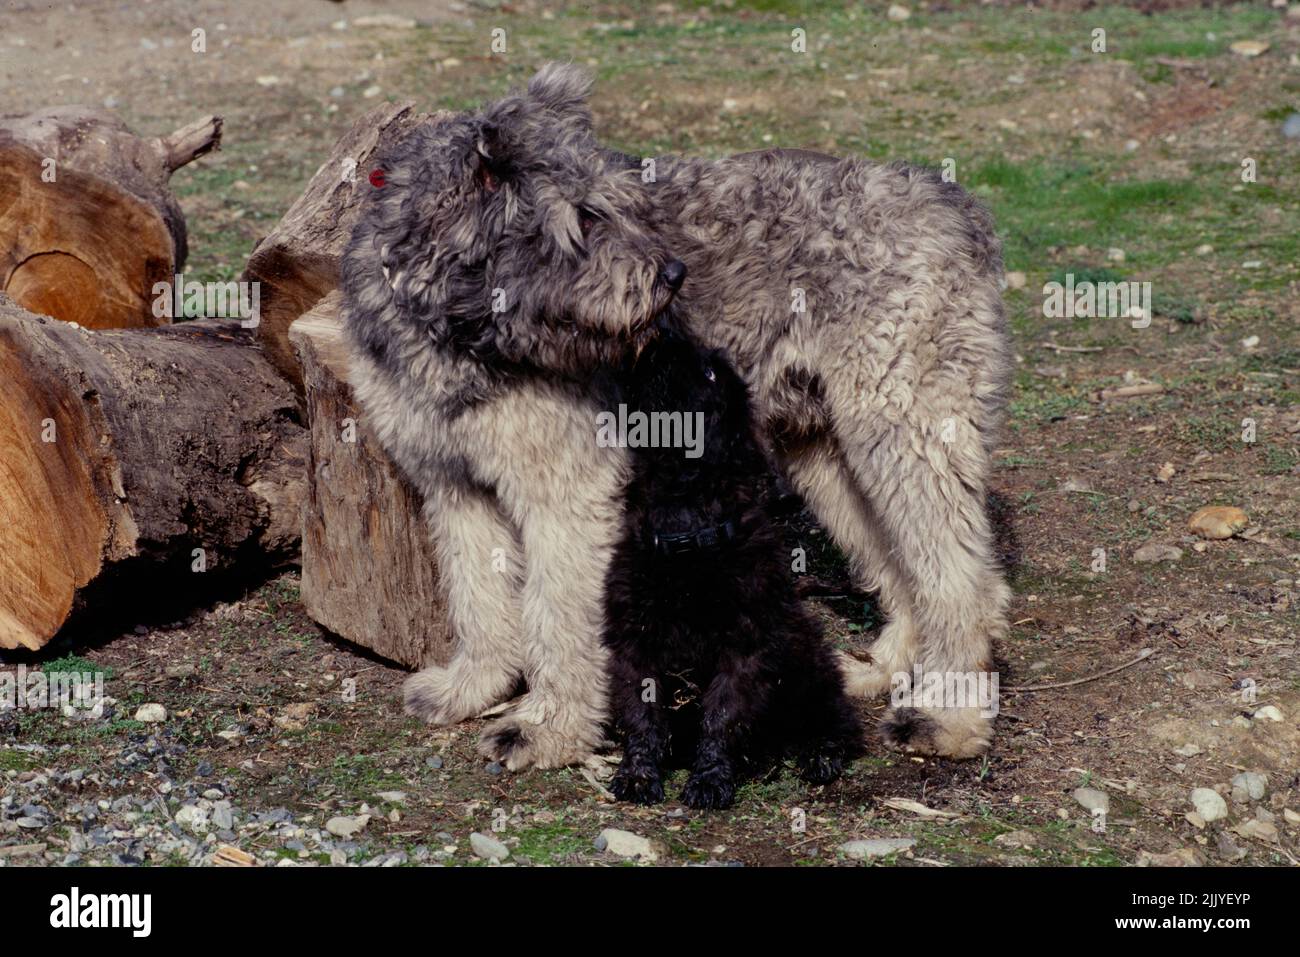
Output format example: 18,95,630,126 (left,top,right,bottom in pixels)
796,748,845,786
404,667,476,726
682,767,736,810
611,765,665,805
880,706,992,760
